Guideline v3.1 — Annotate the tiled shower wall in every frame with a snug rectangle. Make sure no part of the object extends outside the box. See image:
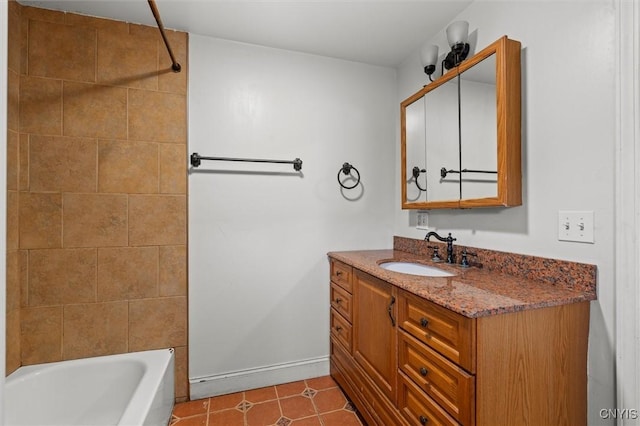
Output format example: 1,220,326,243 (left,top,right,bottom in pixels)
6,1,189,401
